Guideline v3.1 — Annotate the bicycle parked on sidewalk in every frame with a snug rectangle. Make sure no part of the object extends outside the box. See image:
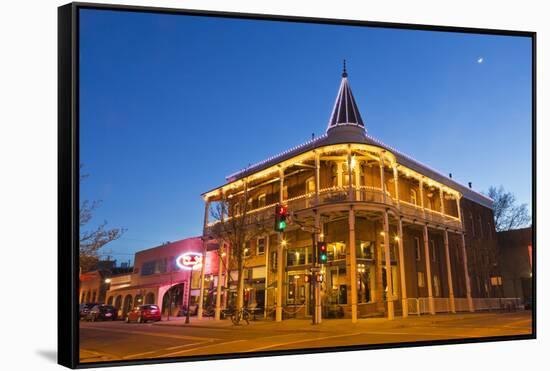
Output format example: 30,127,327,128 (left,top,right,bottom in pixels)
230,308,252,325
